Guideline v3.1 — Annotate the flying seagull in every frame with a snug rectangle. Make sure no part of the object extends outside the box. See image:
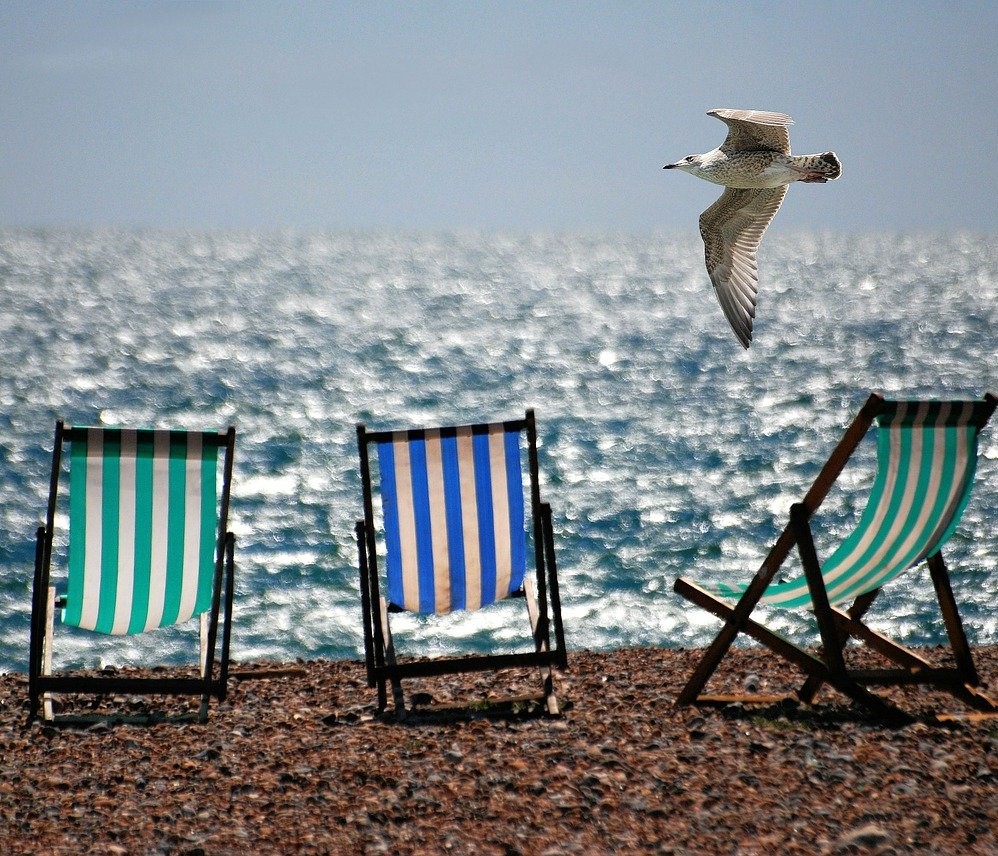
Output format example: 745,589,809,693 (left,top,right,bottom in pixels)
664,108,841,348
